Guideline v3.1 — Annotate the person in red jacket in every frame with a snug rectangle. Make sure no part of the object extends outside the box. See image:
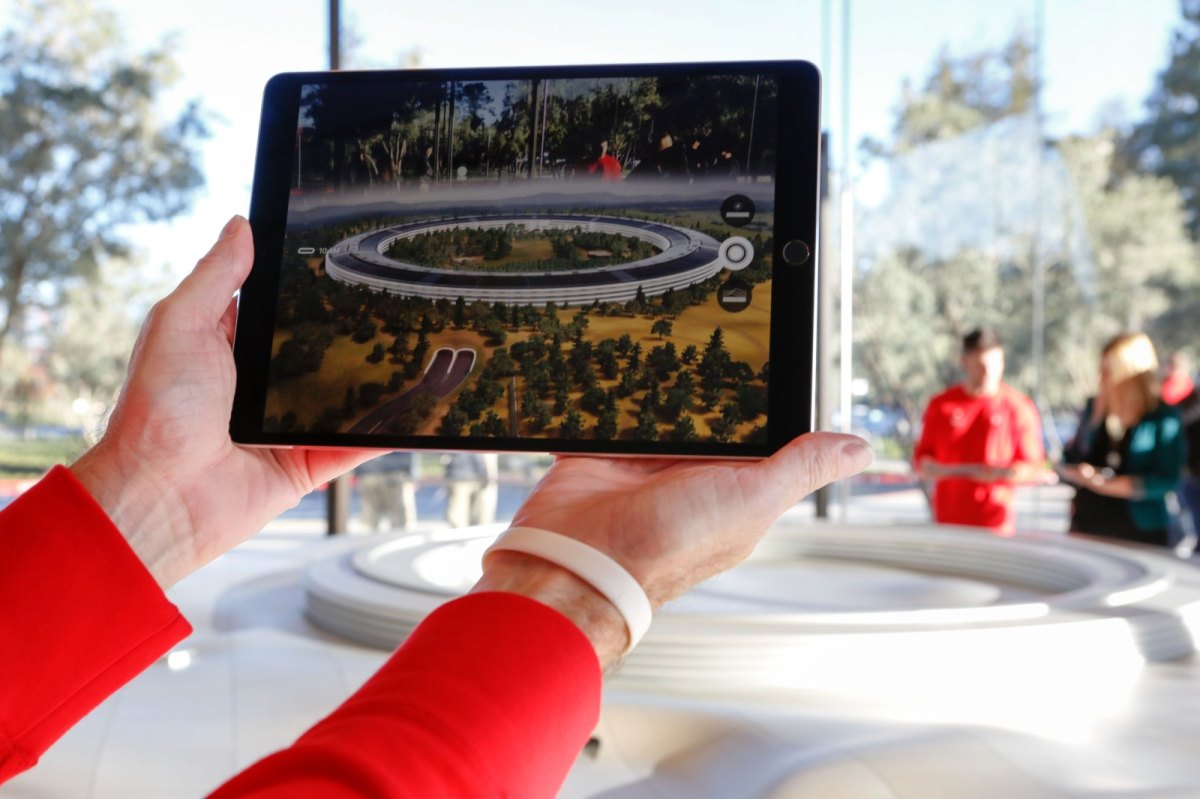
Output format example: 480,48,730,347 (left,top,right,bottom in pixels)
586,139,623,181
914,328,1049,534
0,216,871,797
